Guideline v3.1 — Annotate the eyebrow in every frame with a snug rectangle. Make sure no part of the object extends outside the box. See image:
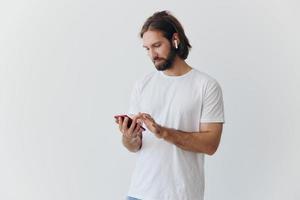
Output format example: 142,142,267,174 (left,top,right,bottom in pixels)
143,41,161,48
